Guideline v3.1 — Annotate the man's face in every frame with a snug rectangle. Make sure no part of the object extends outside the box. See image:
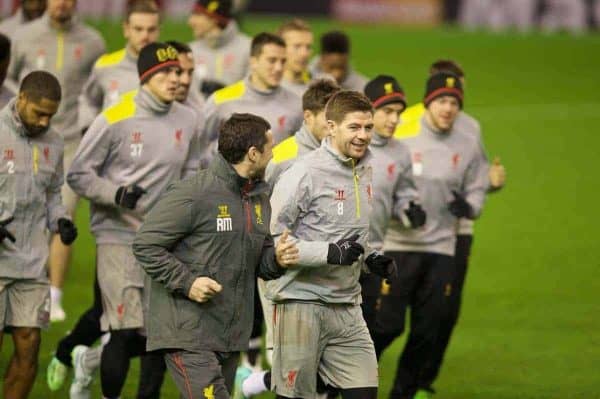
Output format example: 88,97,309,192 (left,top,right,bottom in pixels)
187,13,216,39
16,93,59,137
426,96,460,132
145,66,181,104
22,0,46,21
320,53,348,84
124,12,160,56
249,130,274,179
282,30,313,74
250,44,286,90
47,0,75,24
175,52,194,102
328,111,373,161
304,109,329,143
373,103,405,138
